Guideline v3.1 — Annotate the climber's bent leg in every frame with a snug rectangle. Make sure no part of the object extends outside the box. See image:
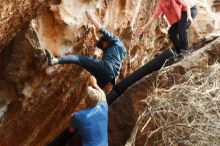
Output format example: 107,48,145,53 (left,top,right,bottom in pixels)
58,55,113,88
78,56,114,88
